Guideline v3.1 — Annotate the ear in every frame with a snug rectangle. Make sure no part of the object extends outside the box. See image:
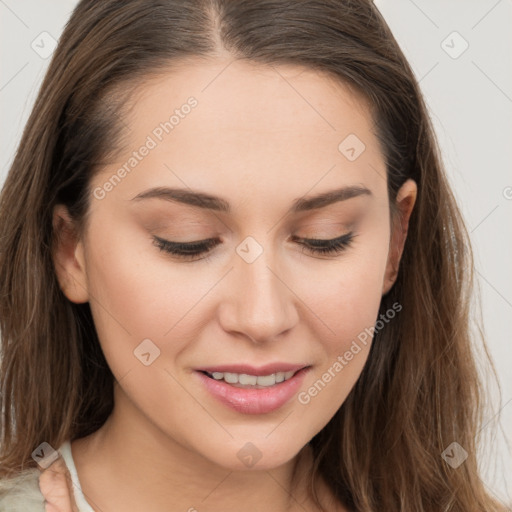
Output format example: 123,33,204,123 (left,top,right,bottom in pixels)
52,204,89,303
382,179,417,295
